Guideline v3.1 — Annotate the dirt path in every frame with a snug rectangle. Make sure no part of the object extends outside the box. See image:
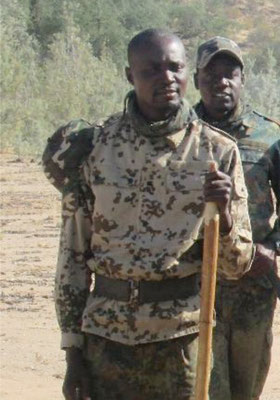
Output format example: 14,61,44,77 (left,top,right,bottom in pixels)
0,154,279,399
